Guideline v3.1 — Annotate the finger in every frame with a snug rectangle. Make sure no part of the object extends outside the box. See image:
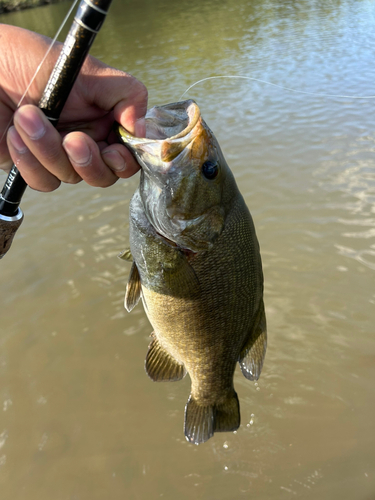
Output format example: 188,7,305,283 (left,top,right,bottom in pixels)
58,110,115,142
101,143,141,179
7,126,61,192
117,104,147,138
79,60,148,136
62,132,119,187
13,105,81,185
